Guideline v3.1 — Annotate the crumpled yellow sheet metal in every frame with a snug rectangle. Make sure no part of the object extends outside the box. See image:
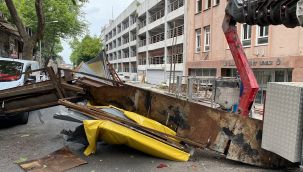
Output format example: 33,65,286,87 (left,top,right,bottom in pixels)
109,105,176,136
83,120,190,161
87,103,177,137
